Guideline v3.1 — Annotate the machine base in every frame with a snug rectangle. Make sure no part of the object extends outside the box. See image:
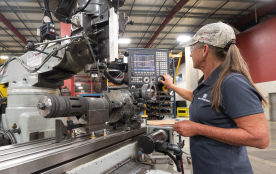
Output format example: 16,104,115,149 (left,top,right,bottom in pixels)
0,127,146,174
